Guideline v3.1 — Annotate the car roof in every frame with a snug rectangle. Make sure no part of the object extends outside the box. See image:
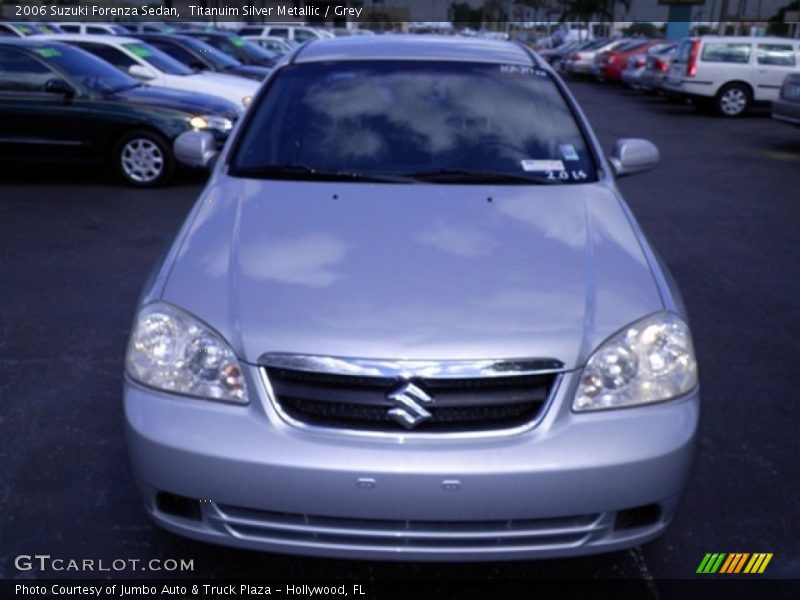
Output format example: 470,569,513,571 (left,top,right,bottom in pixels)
293,34,538,66
38,33,139,45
